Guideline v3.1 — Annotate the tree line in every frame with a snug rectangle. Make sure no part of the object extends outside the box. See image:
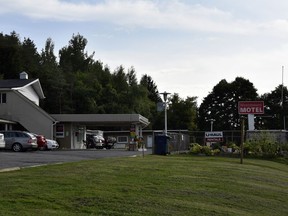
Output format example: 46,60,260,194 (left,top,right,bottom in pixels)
0,31,287,131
